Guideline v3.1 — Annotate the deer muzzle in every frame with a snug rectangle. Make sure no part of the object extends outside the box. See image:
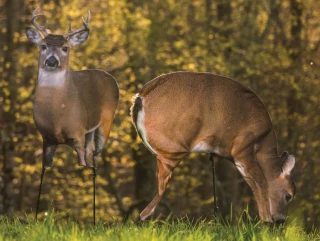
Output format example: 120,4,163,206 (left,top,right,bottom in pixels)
45,56,59,68
271,213,286,225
